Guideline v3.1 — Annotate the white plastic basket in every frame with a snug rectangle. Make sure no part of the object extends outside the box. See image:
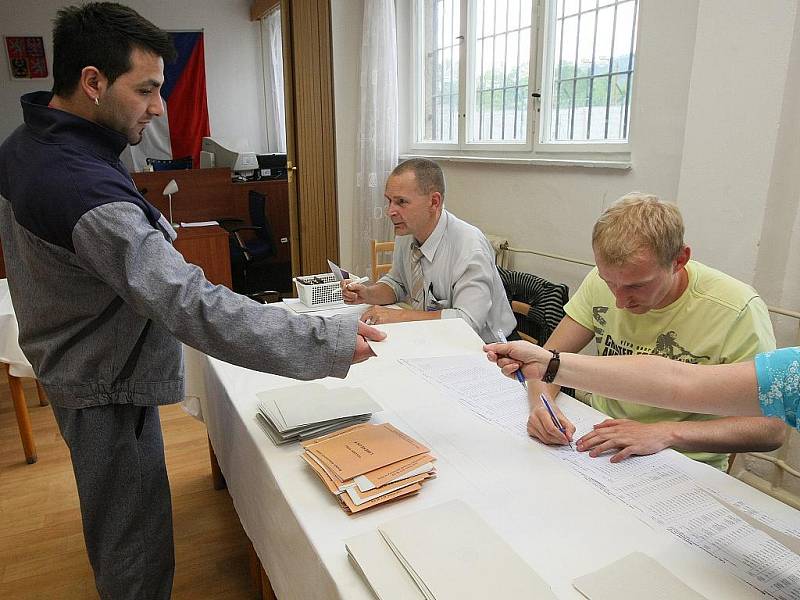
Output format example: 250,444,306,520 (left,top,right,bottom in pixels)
293,272,352,307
